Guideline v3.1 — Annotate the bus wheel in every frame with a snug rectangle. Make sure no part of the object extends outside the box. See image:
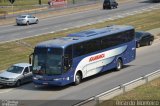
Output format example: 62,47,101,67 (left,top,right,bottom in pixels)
116,59,123,71
74,72,82,85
